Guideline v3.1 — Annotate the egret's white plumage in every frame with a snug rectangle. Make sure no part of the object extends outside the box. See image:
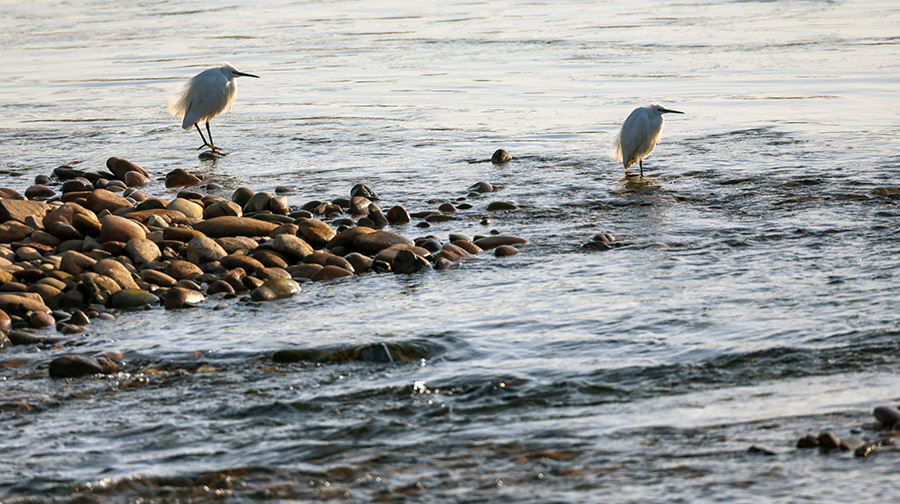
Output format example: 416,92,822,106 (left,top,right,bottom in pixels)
168,62,259,154
614,103,683,177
